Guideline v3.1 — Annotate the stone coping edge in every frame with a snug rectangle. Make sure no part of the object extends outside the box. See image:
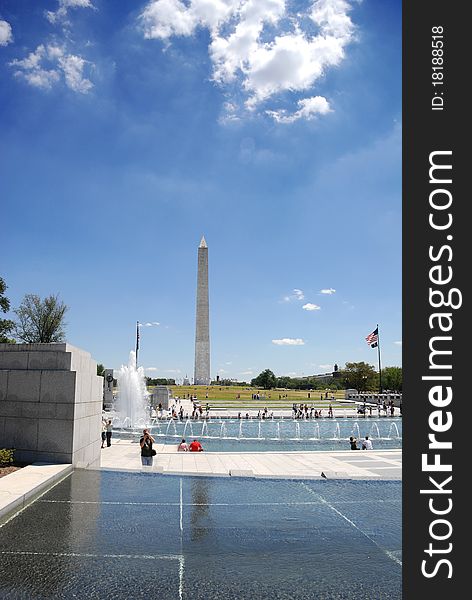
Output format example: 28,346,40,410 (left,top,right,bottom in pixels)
0,463,73,522
92,465,401,481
